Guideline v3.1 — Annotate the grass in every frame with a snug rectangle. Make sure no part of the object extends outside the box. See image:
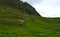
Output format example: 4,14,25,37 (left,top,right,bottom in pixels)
0,4,60,37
